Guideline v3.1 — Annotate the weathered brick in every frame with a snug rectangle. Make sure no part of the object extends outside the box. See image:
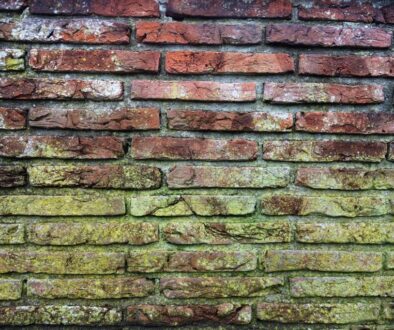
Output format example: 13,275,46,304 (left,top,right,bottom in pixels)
27,222,158,245
0,306,121,326
0,107,26,130
131,80,256,102
296,222,394,244
167,109,293,132
131,137,258,161
129,195,255,217
0,251,124,274
166,0,292,18
160,277,284,298
296,111,394,134
0,49,24,71
29,49,160,73
263,250,382,272
264,83,384,104
127,304,251,326
28,165,161,189
296,167,394,190
127,251,256,272
0,136,125,159
166,51,294,74
387,143,394,161
383,302,394,320
257,303,380,324
386,252,394,269
266,24,392,48
0,195,125,216
378,5,394,24
0,224,24,244
29,107,159,131
299,54,394,77
0,166,26,188
0,279,22,300
263,141,387,162
291,276,394,297
0,18,130,44
27,277,154,299
167,166,291,188
29,0,159,17
261,194,389,217
163,222,291,245
136,22,262,45
0,0,27,10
